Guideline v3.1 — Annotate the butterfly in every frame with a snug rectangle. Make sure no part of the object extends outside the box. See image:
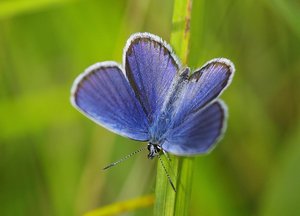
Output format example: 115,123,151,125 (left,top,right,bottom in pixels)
71,32,235,190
